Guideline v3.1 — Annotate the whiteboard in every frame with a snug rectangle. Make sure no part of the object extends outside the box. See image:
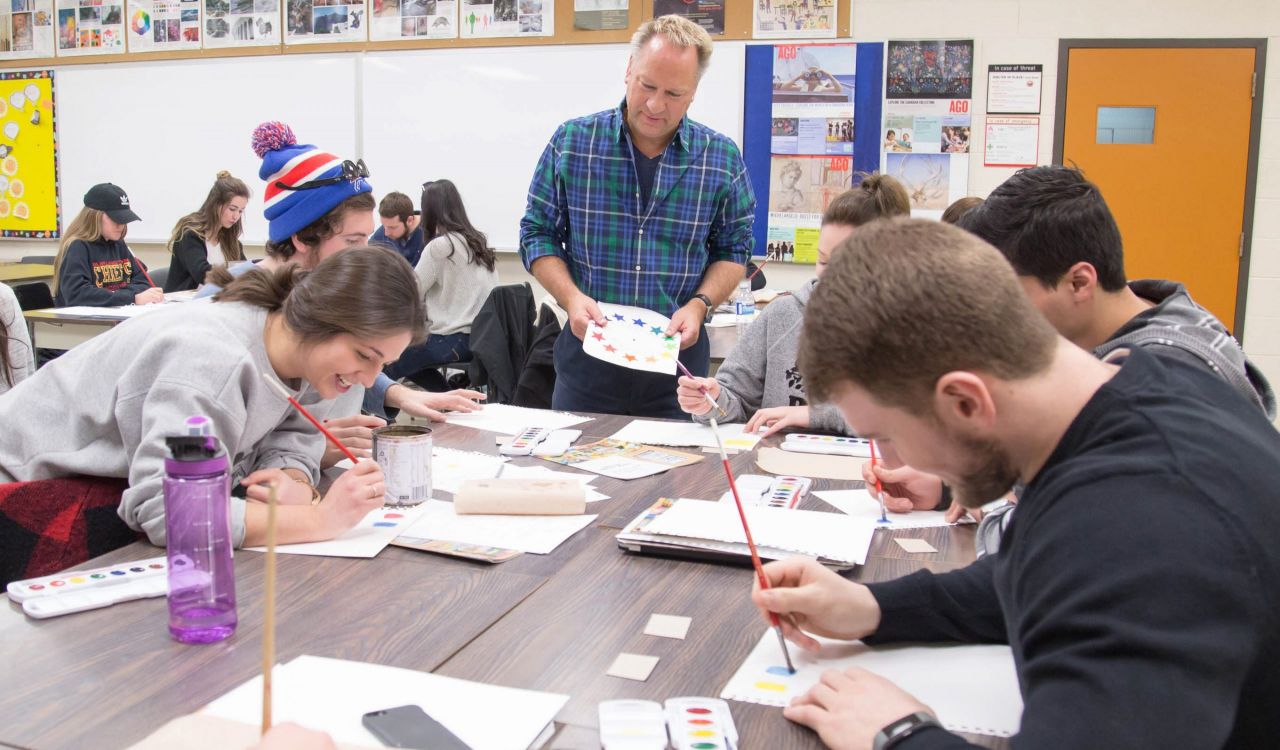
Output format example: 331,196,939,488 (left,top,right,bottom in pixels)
50,43,745,247
361,42,746,251
57,54,359,243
